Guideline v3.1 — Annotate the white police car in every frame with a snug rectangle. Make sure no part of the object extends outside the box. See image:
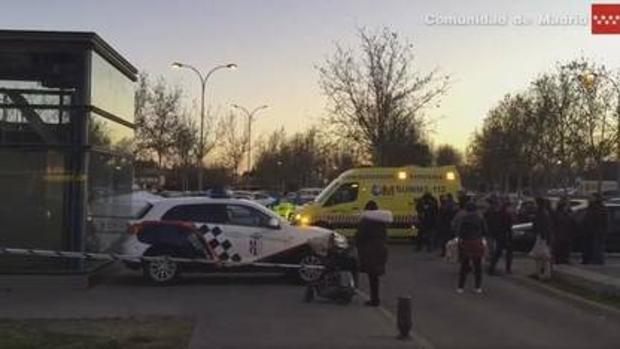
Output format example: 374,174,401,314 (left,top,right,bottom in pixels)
122,196,347,284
